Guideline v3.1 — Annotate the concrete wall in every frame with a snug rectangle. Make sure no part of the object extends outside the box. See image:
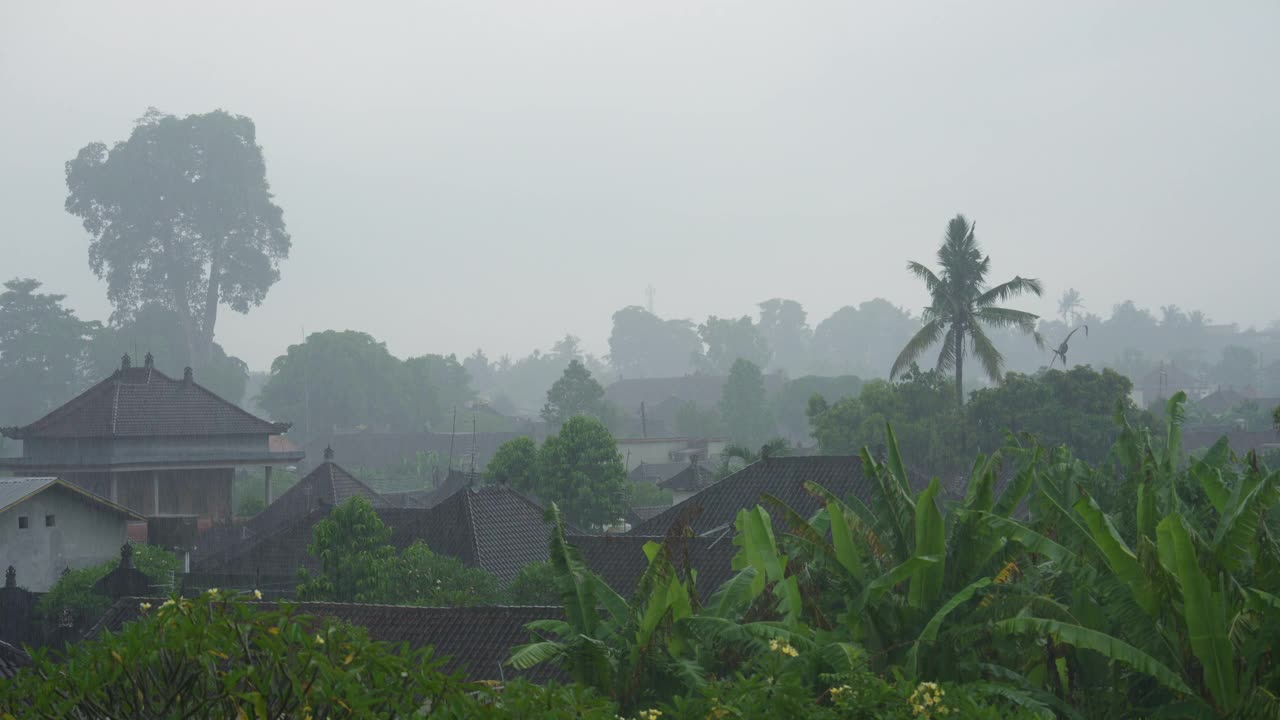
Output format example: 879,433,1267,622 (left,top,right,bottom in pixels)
617,440,689,472
0,485,129,592
24,434,267,465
